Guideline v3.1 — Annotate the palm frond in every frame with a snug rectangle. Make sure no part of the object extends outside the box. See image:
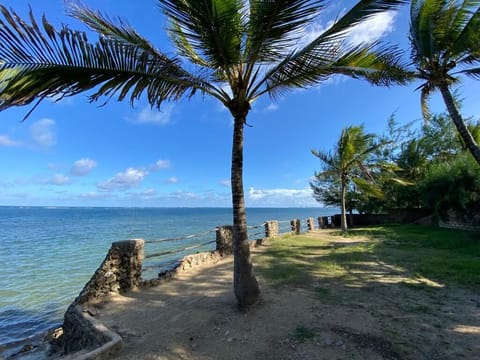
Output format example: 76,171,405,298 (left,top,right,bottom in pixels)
409,0,443,60
0,5,206,114
245,0,323,63
322,0,407,40
68,2,163,57
259,1,409,97
457,66,480,80
452,3,480,60
159,0,244,71
419,81,434,120
311,149,338,169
